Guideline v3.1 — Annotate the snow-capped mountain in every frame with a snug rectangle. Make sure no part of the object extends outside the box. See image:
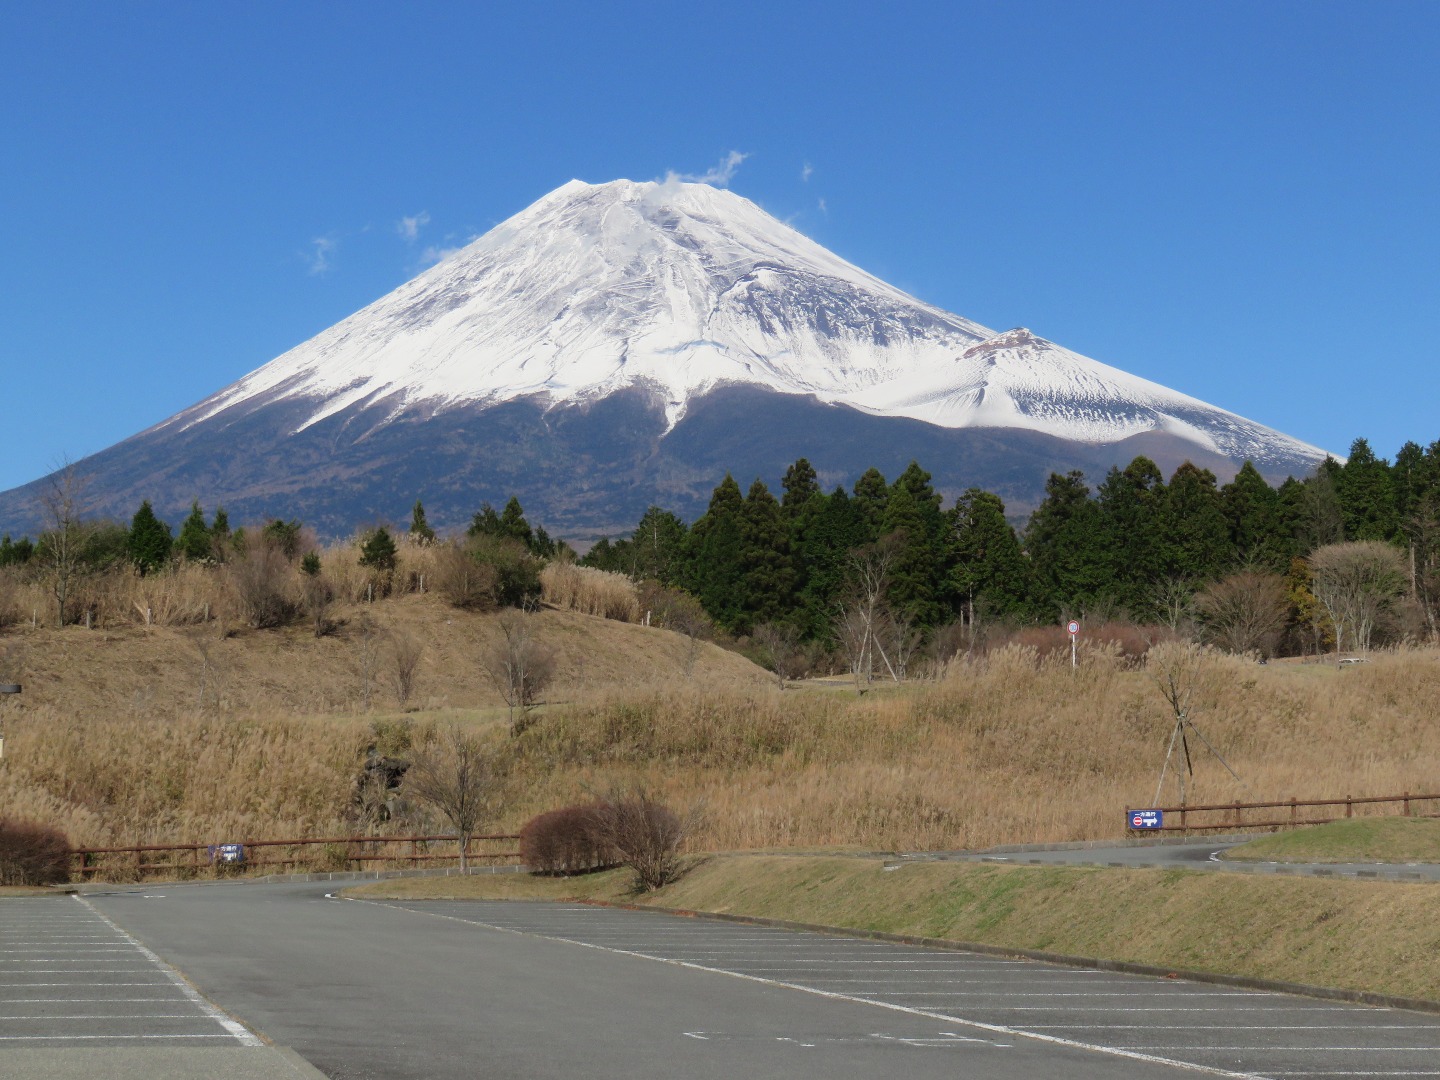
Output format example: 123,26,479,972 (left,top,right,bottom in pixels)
0,179,1329,537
